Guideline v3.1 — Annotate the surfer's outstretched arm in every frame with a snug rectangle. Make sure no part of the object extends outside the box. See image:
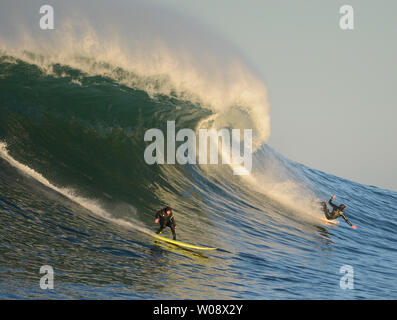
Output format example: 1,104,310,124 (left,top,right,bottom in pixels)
328,197,338,210
154,210,161,223
341,213,353,227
